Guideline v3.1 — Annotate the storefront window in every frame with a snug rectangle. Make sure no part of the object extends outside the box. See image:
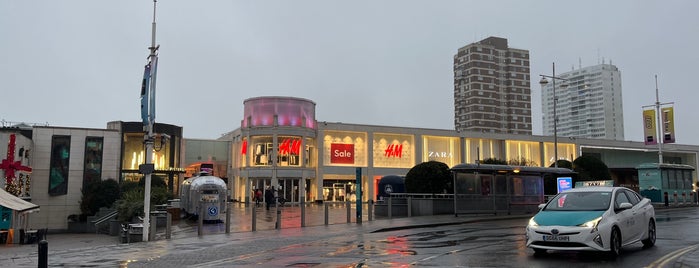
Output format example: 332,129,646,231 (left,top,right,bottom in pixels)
305,138,316,167
122,133,171,172
423,136,461,167
373,133,414,168
277,136,302,166
323,131,368,166
543,142,576,167
251,136,274,166
249,136,304,167
505,140,540,166
465,138,501,164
